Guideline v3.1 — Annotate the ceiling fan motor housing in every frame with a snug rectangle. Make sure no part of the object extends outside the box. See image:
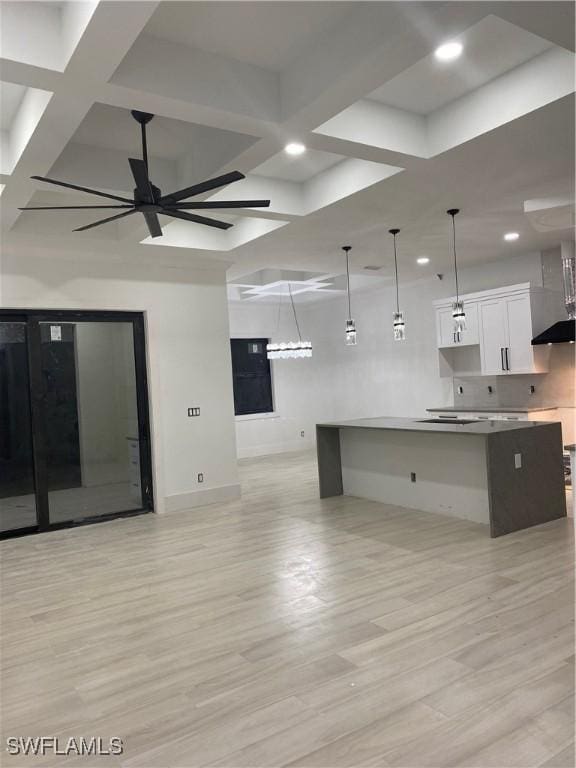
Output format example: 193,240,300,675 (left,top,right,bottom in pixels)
134,183,161,206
